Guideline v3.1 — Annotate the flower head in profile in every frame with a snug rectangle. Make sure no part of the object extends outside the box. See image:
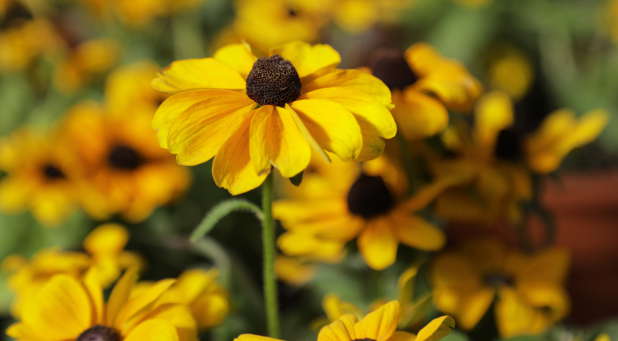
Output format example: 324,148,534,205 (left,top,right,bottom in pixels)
0,129,83,226
368,44,481,140
4,224,142,317
7,268,198,341
431,239,570,338
153,41,396,194
135,269,230,330
237,301,453,341
274,156,449,270
62,102,190,222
